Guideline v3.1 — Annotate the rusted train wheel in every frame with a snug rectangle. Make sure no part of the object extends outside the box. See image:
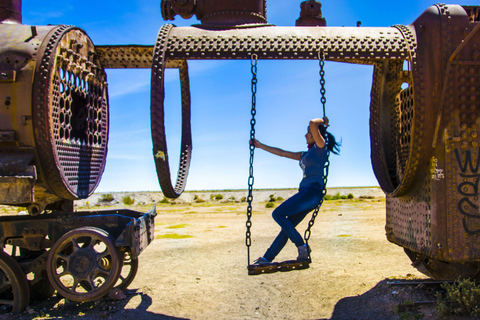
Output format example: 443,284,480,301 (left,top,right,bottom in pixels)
115,250,138,290
0,251,30,314
46,227,122,302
